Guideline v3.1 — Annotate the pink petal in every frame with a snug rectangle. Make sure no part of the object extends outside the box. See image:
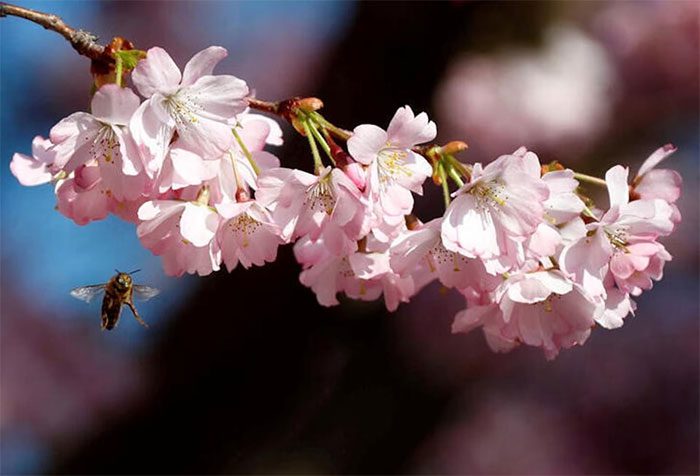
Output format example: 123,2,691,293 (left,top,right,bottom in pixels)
386,106,437,147
180,203,219,247
609,254,637,279
605,165,630,208
347,125,387,165
239,114,284,146
129,100,175,176
10,153,52,186
452,304,499,334
169,145,219,189
186,74,249,119
137,200,184,238
442,194,500,259
49,112,101,169
131,47,182,98
635,169,682,203
215,200,252,220
637,143,677,177
91,85,141,125
559,231,610,298
595,289,634,330
114,127,143,176
349,252,391,279
527,223,561,258
181,46,228,86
